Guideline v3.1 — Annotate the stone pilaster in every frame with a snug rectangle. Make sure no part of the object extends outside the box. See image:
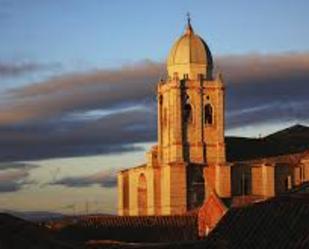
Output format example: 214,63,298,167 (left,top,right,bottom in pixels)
160,162,187,215
117,173,124,216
